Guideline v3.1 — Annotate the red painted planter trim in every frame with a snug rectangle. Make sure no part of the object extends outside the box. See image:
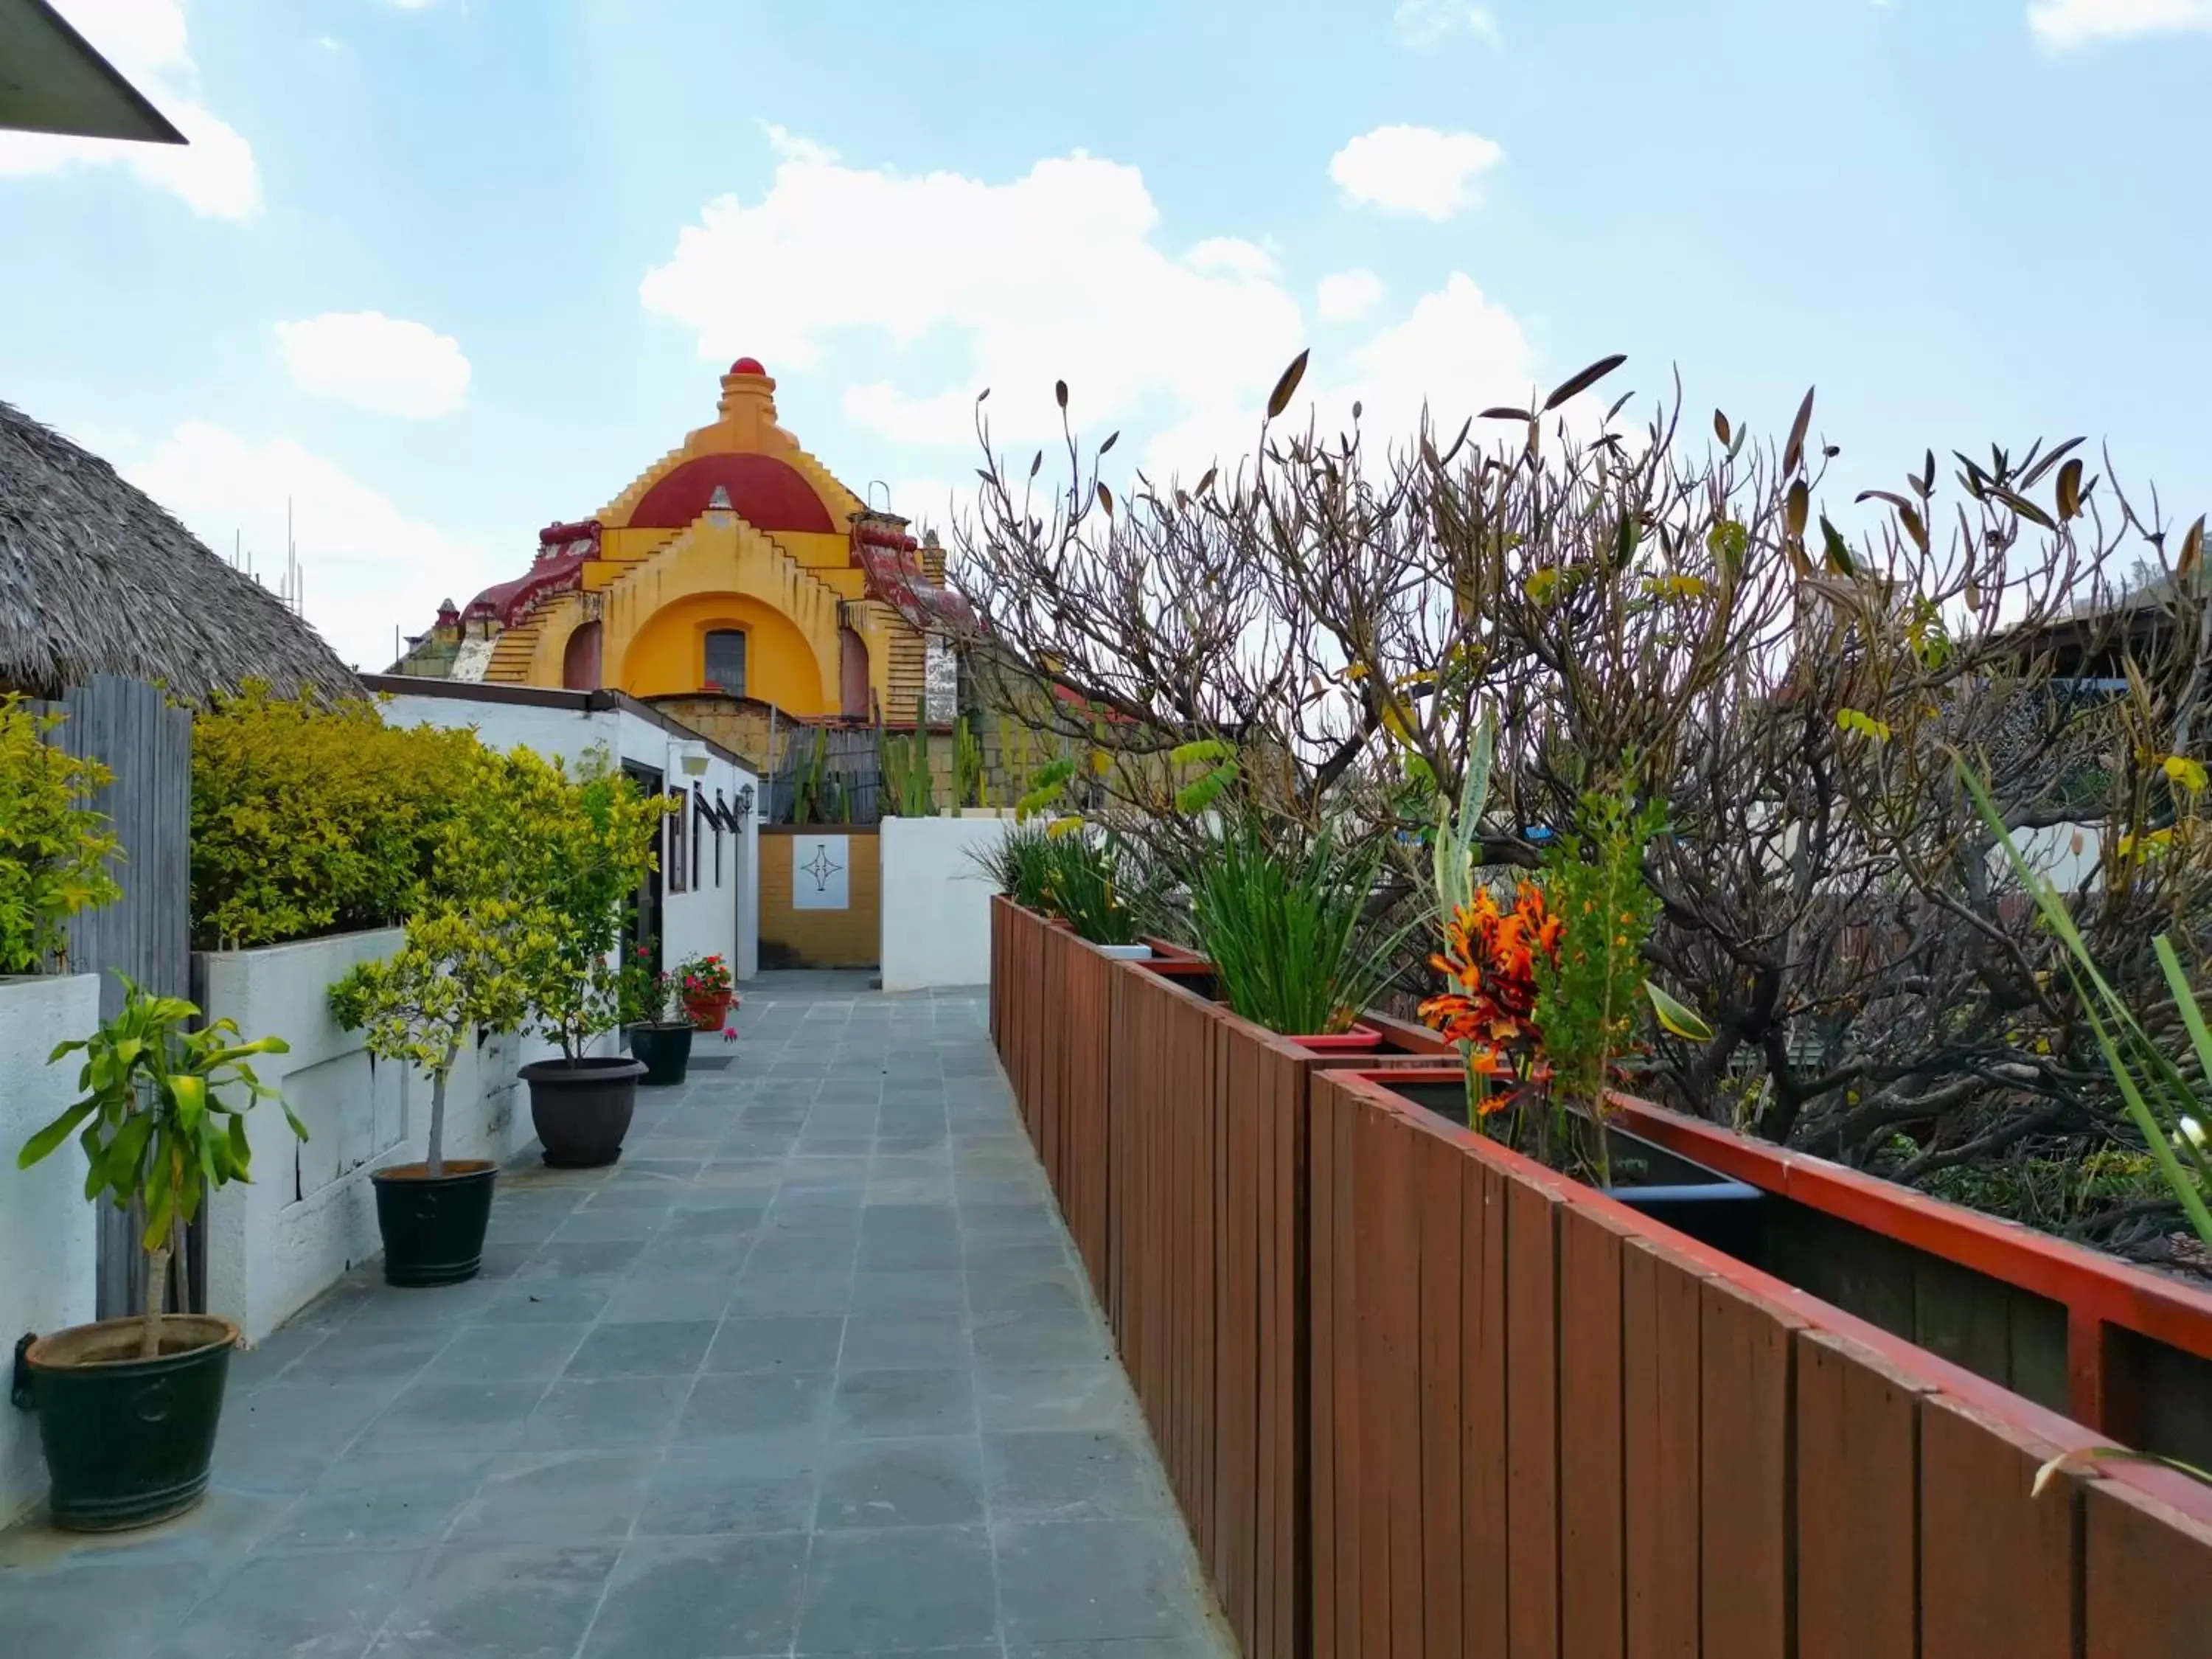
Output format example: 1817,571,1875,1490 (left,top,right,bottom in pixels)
1290,1024,1383,1052
1604,1091,2212,1420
